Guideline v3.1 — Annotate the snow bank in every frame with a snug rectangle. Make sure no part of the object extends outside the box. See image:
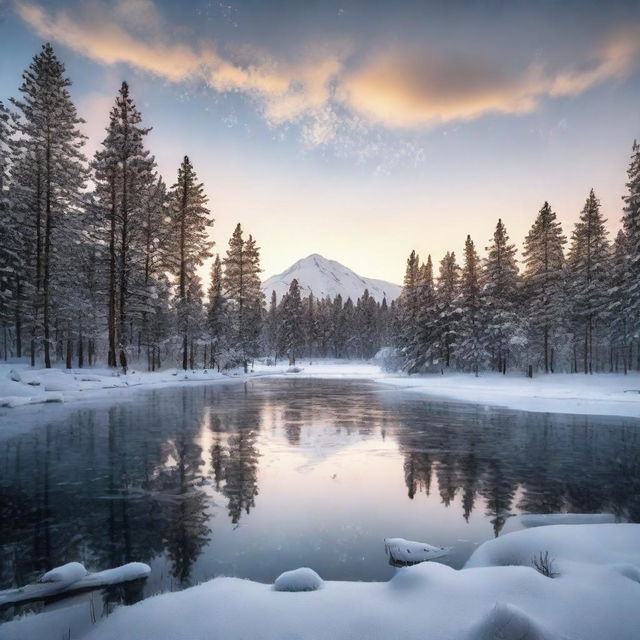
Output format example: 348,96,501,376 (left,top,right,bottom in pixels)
273,568,323,592
0,562,151,607
3,361,639,419
14,523,630,640
384,537,451,565
0,363,282,414
378,371,640,418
